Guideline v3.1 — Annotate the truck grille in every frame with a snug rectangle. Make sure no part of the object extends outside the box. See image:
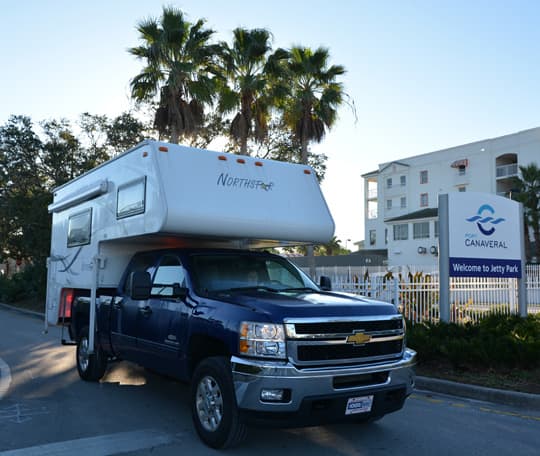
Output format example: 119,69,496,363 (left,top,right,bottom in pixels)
297,340,403,362
294,319,403,335
284,316,405,367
